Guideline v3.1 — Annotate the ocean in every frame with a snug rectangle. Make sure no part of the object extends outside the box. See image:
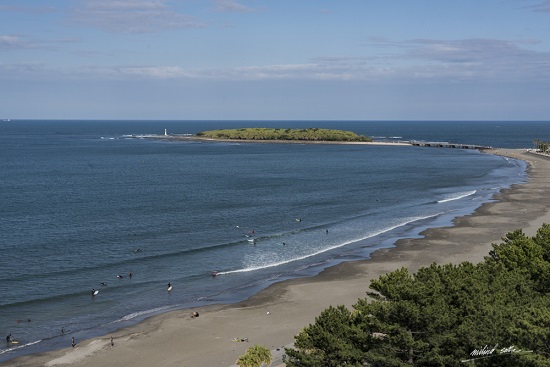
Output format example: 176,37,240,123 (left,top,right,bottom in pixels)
0,120,548,362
